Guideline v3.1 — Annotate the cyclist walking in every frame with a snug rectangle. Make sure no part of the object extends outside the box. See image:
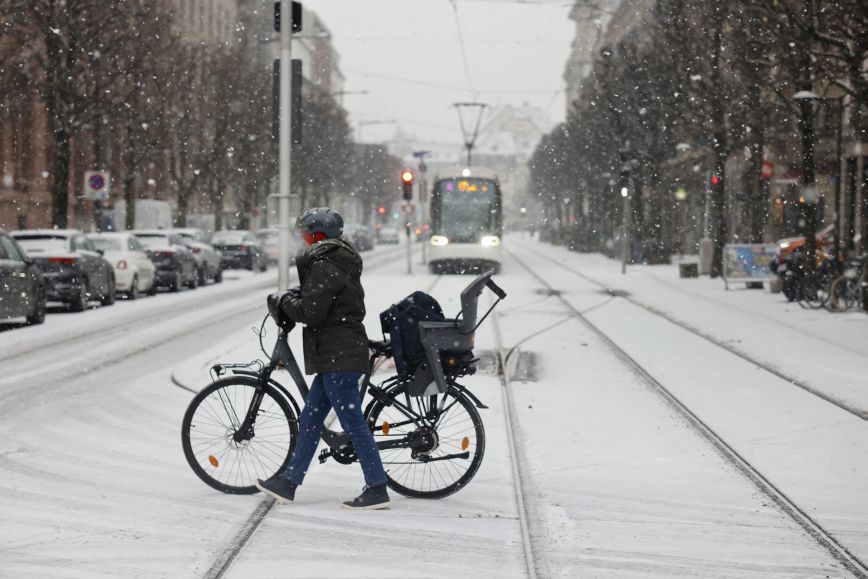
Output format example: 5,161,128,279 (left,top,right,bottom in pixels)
256,207,390,510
